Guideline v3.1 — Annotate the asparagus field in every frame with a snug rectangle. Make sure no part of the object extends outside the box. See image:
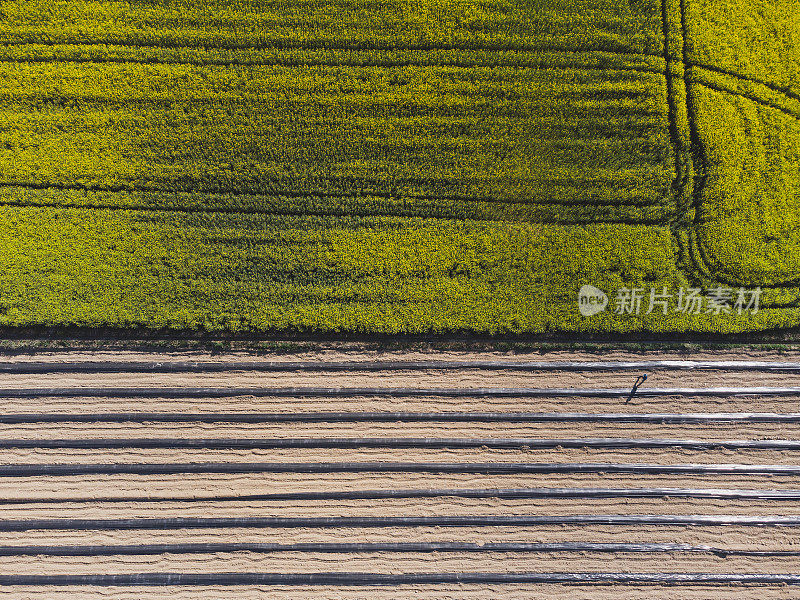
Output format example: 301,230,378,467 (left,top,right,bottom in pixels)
0,0,797,332
0,350,799,598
